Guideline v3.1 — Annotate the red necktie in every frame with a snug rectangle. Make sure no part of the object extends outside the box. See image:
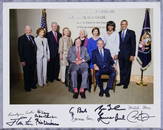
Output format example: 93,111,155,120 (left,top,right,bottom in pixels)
53,32,58,42
76,47,80,60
